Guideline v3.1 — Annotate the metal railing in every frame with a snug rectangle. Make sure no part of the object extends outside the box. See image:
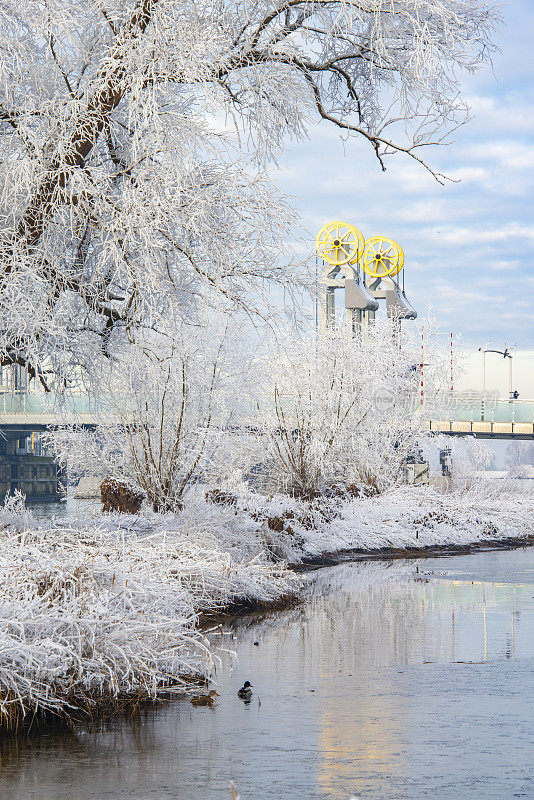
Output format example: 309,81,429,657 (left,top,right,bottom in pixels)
2,390,533,428
429,399,534,425
0,391,102,416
